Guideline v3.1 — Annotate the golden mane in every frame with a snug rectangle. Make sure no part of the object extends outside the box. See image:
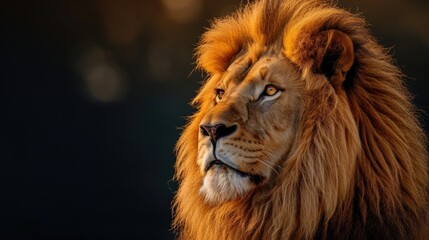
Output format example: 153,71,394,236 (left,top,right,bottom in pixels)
173,0,429,239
